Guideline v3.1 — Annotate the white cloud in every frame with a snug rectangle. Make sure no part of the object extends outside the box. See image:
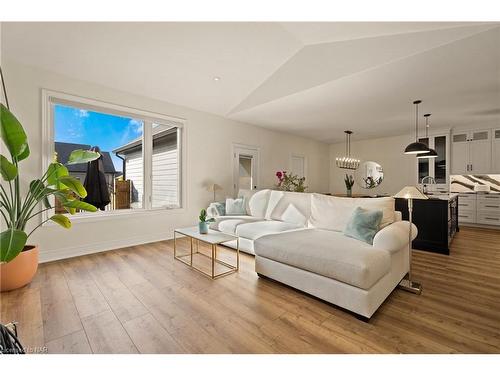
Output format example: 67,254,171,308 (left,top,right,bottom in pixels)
129,119,143,134
78,109,89,118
